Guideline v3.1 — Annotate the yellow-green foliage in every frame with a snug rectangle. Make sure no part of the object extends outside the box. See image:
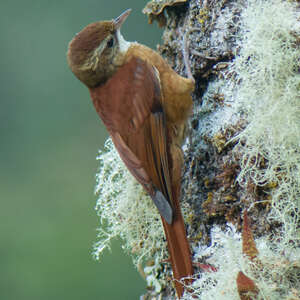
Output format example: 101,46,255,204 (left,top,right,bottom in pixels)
93,139,167,266
183,0,300,299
